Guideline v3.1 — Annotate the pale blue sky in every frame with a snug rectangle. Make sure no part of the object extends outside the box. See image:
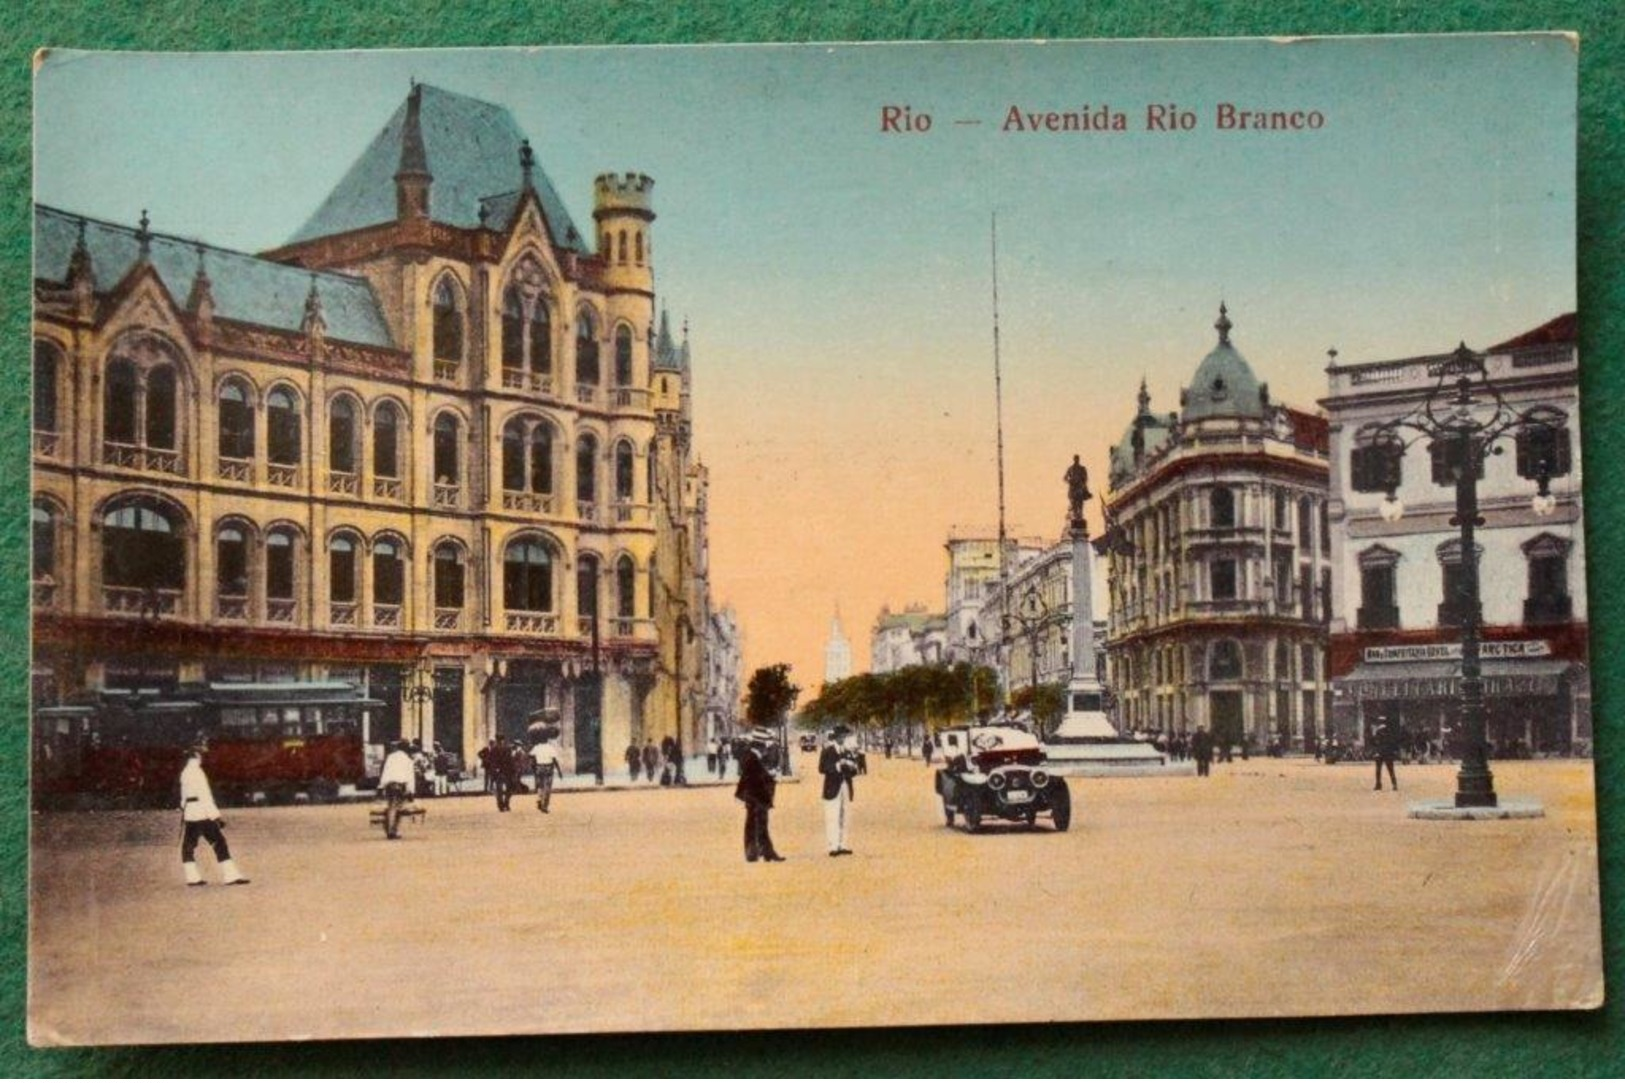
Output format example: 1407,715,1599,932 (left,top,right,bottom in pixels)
34,38,1577,681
